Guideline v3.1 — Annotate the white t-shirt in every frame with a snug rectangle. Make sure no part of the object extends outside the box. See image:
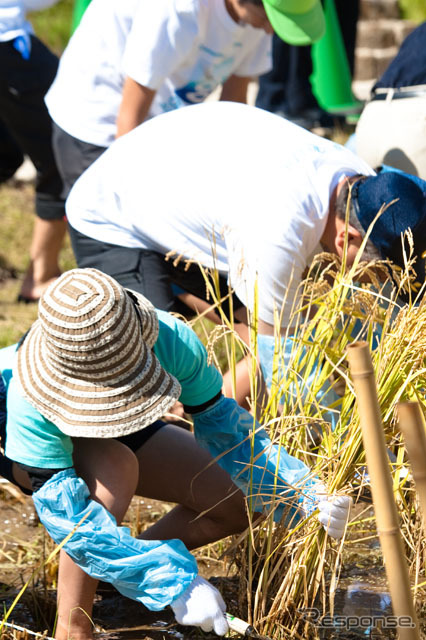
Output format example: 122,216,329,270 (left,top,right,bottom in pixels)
45,0,271,147
66,102,375,327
